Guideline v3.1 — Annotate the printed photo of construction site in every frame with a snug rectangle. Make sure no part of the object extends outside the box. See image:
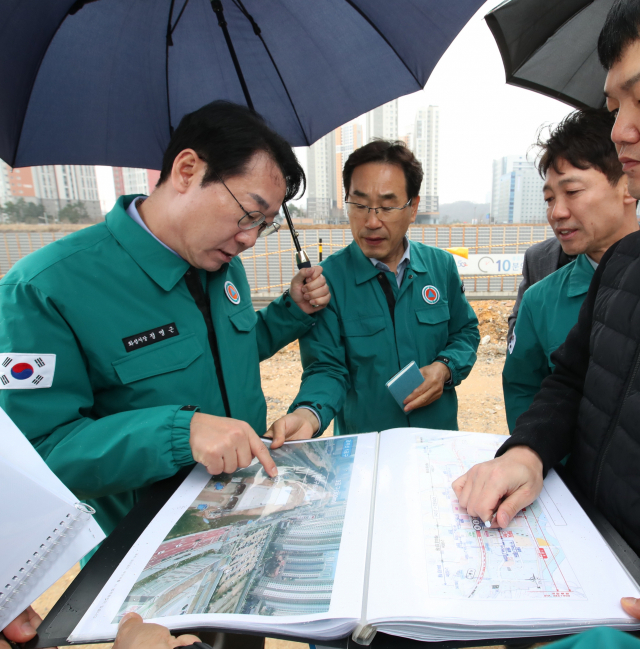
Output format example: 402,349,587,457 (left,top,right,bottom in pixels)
114,436,357,619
